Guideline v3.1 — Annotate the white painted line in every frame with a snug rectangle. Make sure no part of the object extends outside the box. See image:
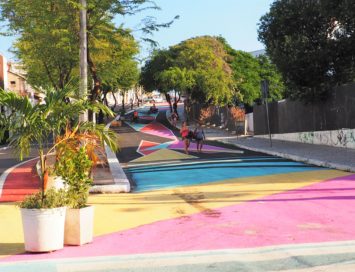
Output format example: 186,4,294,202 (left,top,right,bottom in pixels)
0,157,38,197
